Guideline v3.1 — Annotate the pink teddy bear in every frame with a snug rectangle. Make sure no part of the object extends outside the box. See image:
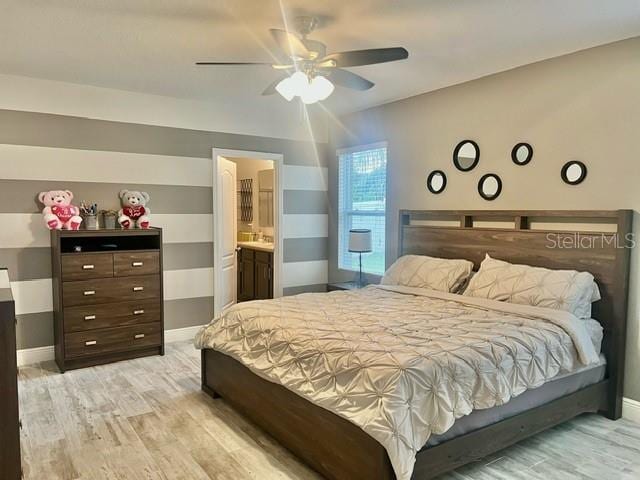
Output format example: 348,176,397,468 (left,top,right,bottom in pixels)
38,190,83,230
